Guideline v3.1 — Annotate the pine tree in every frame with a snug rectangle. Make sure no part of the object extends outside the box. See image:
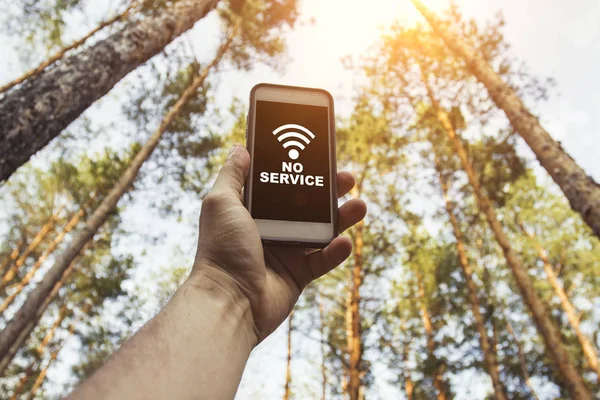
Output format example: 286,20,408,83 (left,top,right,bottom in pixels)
357,16,593,399
431,147,507,399
336,97,404,400
410,0,600,238
284,310,294,400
